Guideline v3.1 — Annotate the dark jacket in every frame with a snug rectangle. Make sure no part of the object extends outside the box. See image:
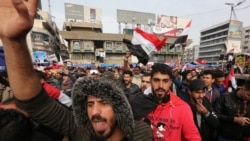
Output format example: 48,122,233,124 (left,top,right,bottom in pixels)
16,77,153,141
122,83,140,97
188,98,219,141
173,77,190,101
214,91,250,140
